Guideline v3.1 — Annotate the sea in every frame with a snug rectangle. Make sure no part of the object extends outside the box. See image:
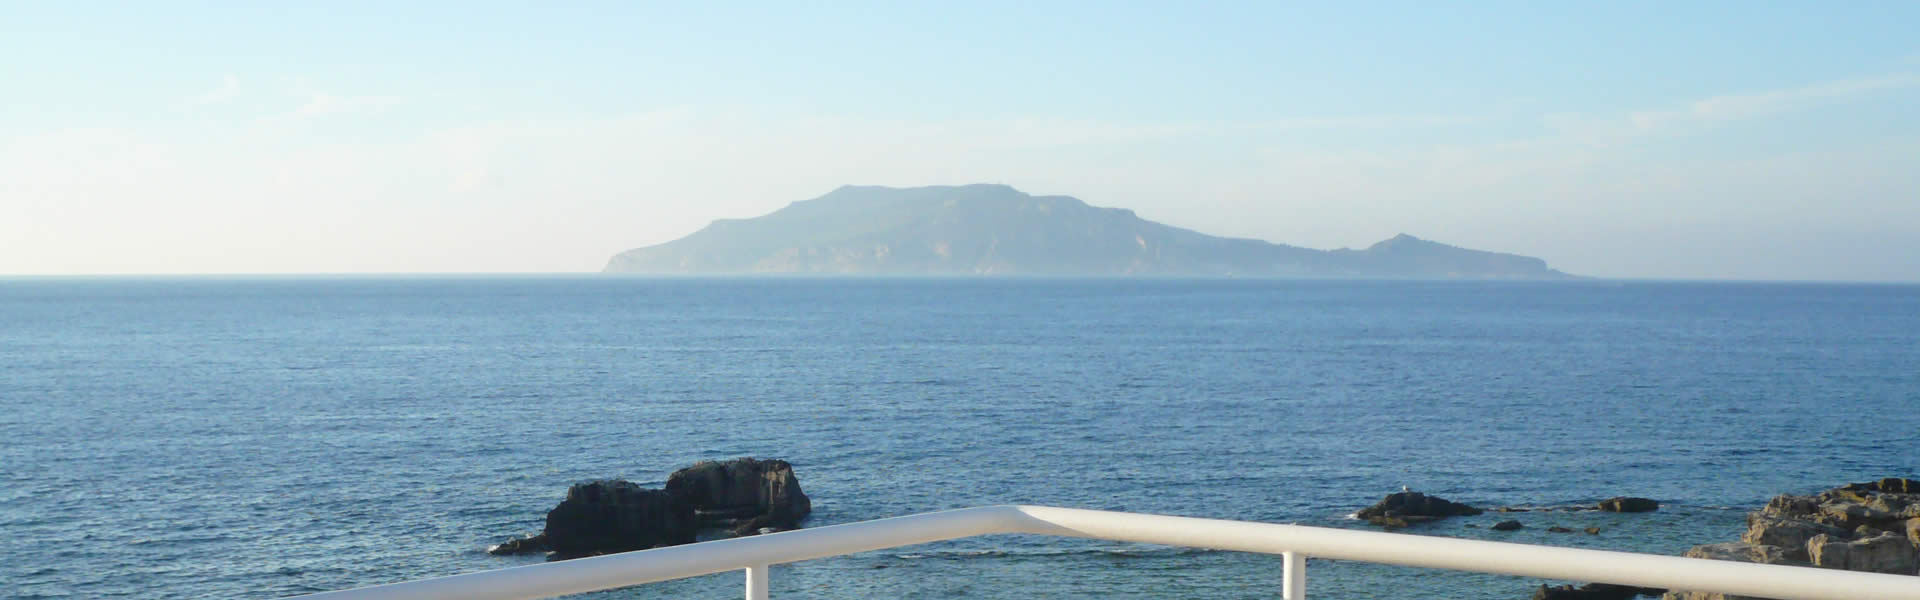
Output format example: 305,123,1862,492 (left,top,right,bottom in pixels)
3,277,1917,600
